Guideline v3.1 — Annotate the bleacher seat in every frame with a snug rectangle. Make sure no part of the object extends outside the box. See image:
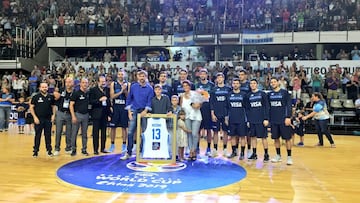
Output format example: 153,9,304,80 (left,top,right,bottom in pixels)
330,99,342,109
343,99,355,109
